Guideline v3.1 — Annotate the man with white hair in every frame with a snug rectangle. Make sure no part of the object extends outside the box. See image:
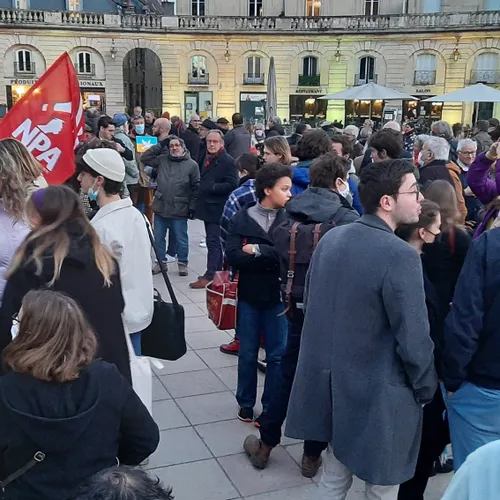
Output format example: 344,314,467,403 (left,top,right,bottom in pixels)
343,125,363,158
454,138,483,222
419,136,454,187
383,121,402,132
